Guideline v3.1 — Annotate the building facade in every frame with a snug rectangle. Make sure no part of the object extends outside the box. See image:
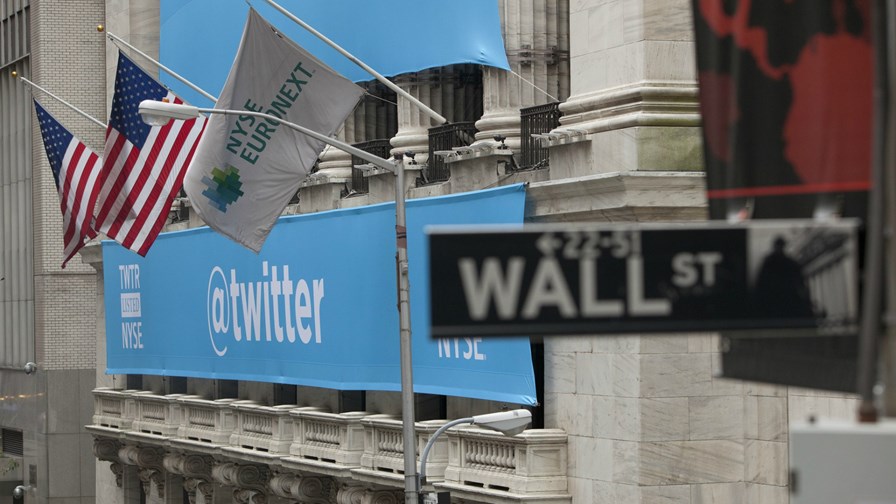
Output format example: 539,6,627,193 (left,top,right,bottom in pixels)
0,0,860,503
